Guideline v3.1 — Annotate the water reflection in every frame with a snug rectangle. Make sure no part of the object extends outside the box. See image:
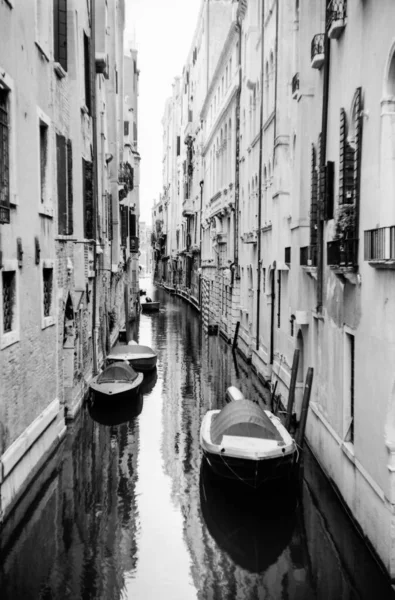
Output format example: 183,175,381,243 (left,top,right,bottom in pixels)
88,392,144,426
1,279,395,599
